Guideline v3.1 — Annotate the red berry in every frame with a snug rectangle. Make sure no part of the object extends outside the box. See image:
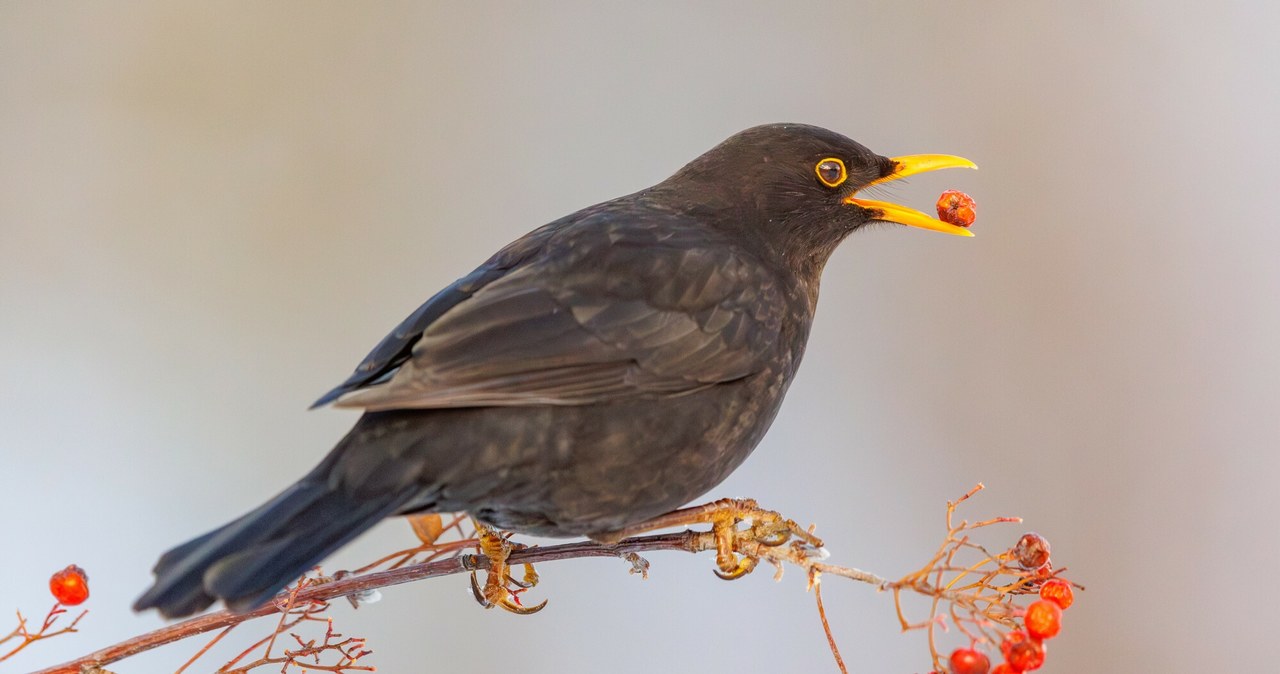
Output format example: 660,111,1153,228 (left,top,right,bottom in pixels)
1012,533,1051,571
935,189,977,227
49,564,90,605
991,665,1016,674
949,647,991,674
1006,638,1046,671
1024,599,1063,640
1039,578,1074,609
